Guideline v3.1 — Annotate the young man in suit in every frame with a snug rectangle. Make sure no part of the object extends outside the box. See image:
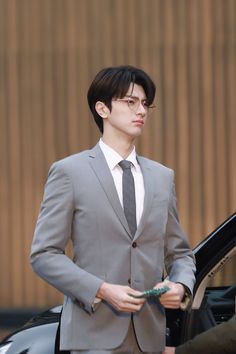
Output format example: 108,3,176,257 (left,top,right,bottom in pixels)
30,65,196,353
